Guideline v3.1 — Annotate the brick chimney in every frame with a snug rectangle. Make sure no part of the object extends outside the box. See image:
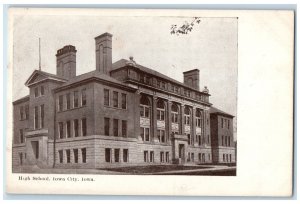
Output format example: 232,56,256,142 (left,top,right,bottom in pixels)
183,69,200,90
56,45,77,80
95,32,112,74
